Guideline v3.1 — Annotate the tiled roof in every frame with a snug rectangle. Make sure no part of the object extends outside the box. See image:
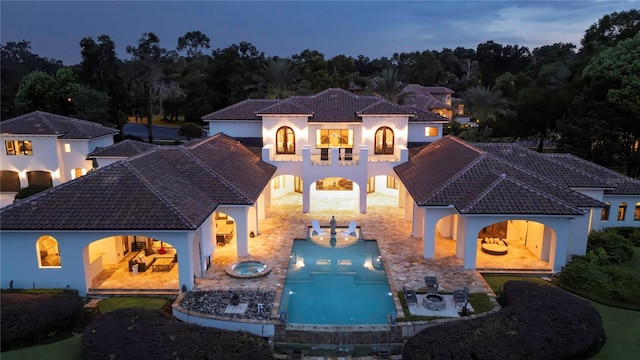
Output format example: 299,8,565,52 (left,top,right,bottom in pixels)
402,84,452,110
0,111,118,139
394,136,604,215
203,88,417,123
202,99,278,120
87,139,157,159
402,105,449,122
544,153,640,196
0,134,276,231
